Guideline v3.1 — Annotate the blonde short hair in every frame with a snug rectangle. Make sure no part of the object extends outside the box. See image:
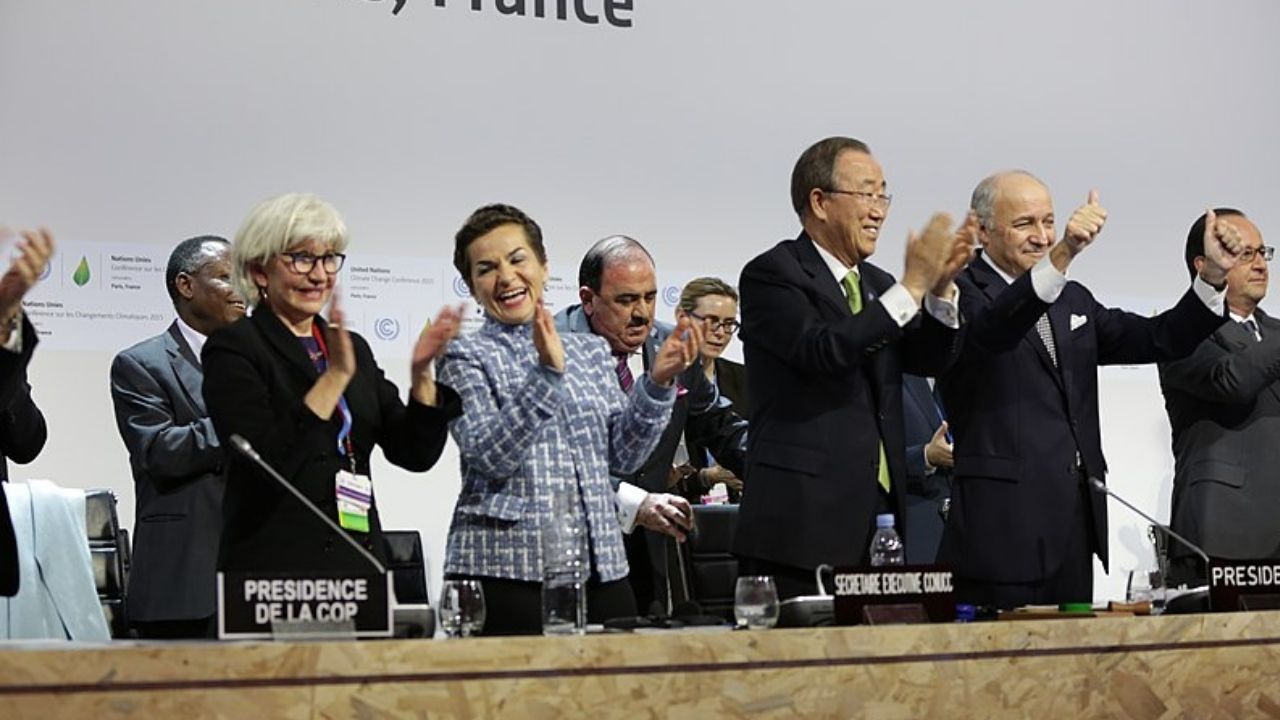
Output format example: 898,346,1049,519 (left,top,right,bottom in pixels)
231,193,350,306
678,276,738,314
